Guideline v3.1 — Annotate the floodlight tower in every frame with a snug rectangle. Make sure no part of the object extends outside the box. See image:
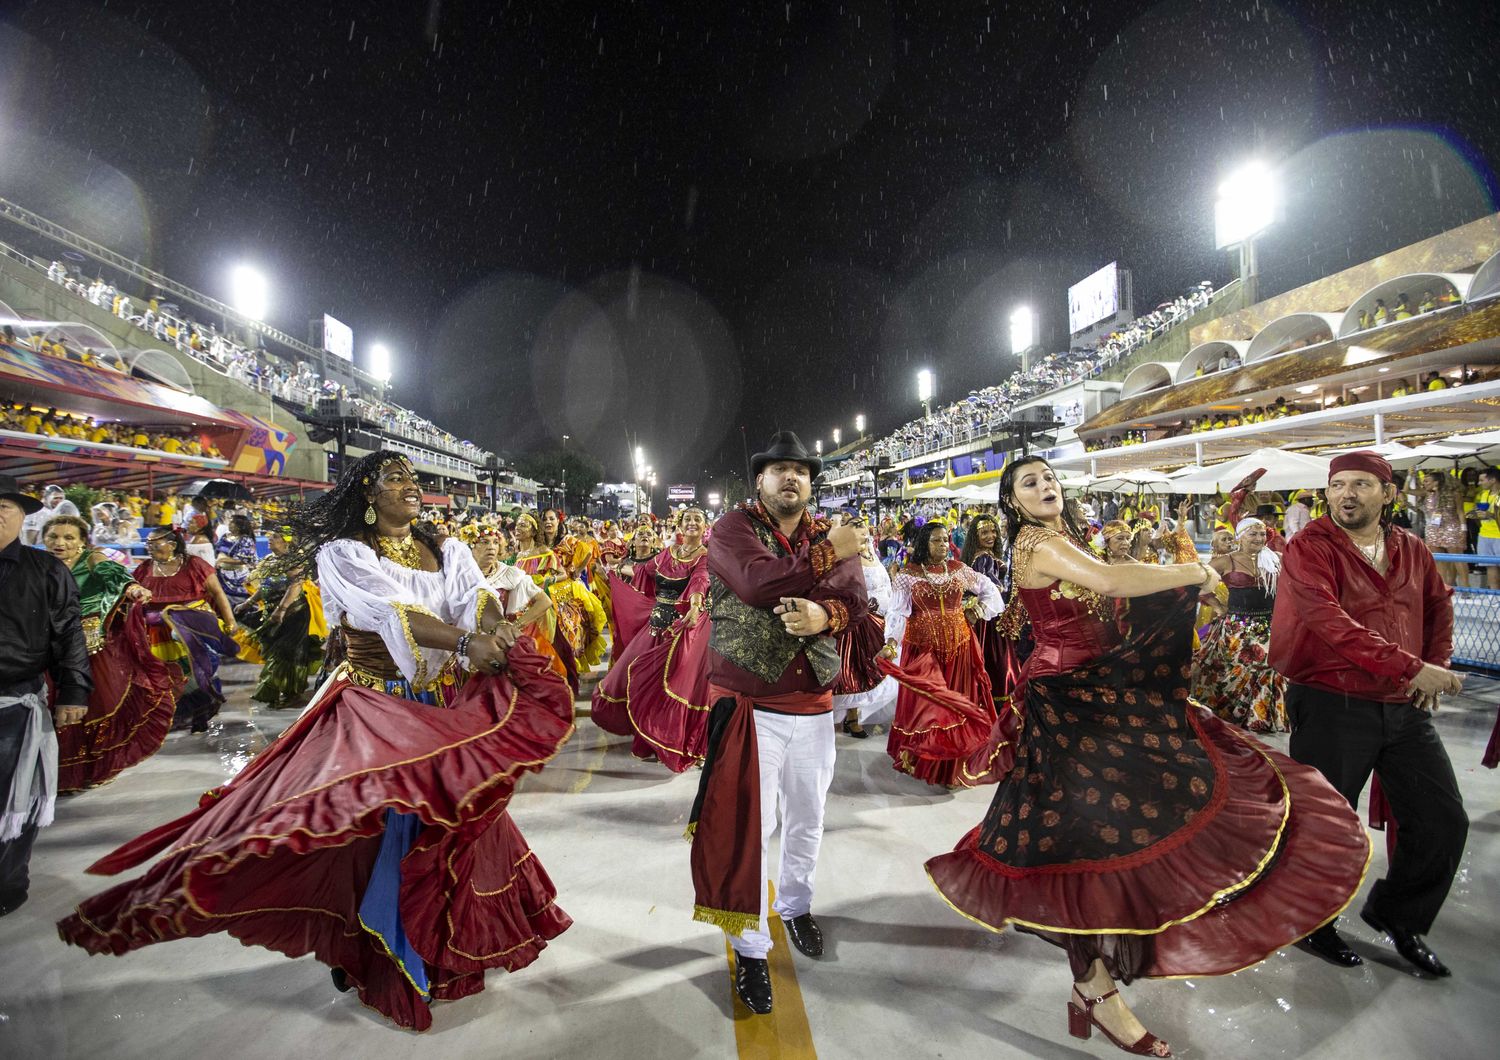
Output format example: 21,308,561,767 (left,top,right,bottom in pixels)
1214,160,1280,305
